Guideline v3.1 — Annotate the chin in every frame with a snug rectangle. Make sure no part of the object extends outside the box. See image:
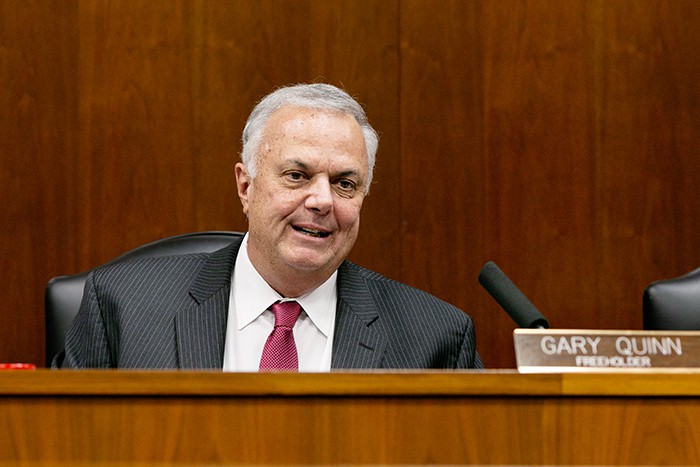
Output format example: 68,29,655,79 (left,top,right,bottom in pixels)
281,252,338,275
284,257,331,273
